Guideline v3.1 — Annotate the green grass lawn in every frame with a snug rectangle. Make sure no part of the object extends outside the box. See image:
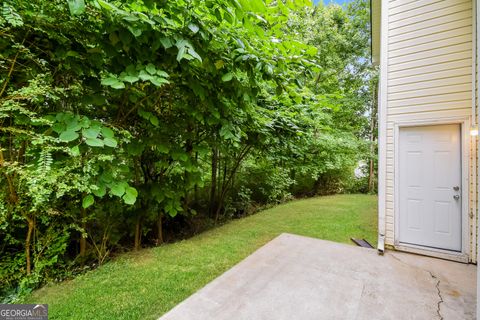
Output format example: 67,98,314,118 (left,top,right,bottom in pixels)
25,194,377,319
